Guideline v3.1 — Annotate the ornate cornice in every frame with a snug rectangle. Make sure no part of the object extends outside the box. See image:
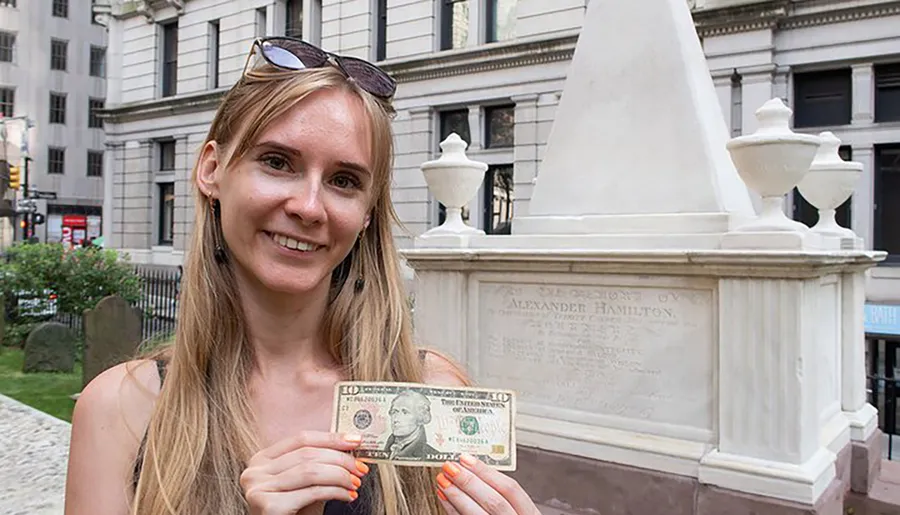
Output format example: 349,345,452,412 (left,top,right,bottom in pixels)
100,89,225,124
